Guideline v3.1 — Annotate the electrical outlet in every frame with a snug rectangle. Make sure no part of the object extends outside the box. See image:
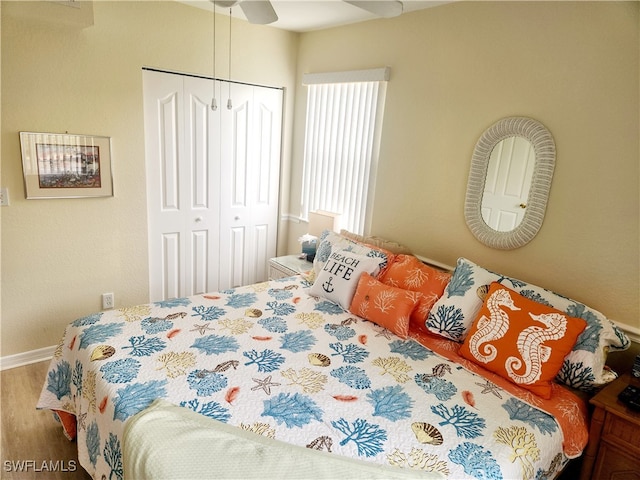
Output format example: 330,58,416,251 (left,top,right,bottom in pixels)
0,187,9,206
102,292,114,309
